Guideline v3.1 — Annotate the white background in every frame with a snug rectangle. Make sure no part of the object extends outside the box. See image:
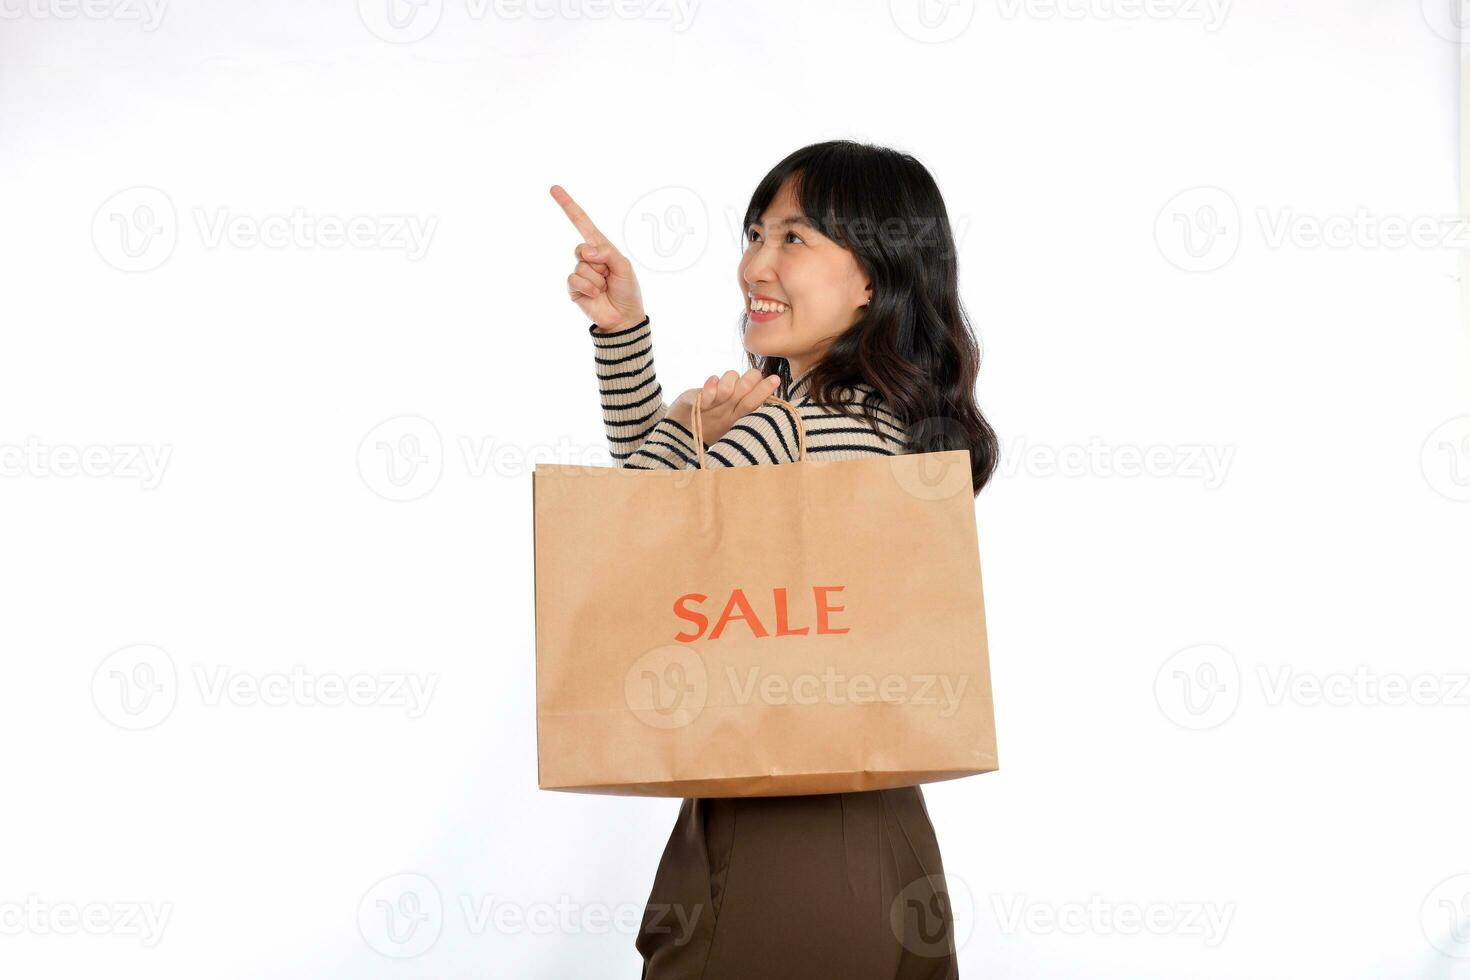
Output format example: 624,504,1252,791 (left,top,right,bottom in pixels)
1,1,1468,977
